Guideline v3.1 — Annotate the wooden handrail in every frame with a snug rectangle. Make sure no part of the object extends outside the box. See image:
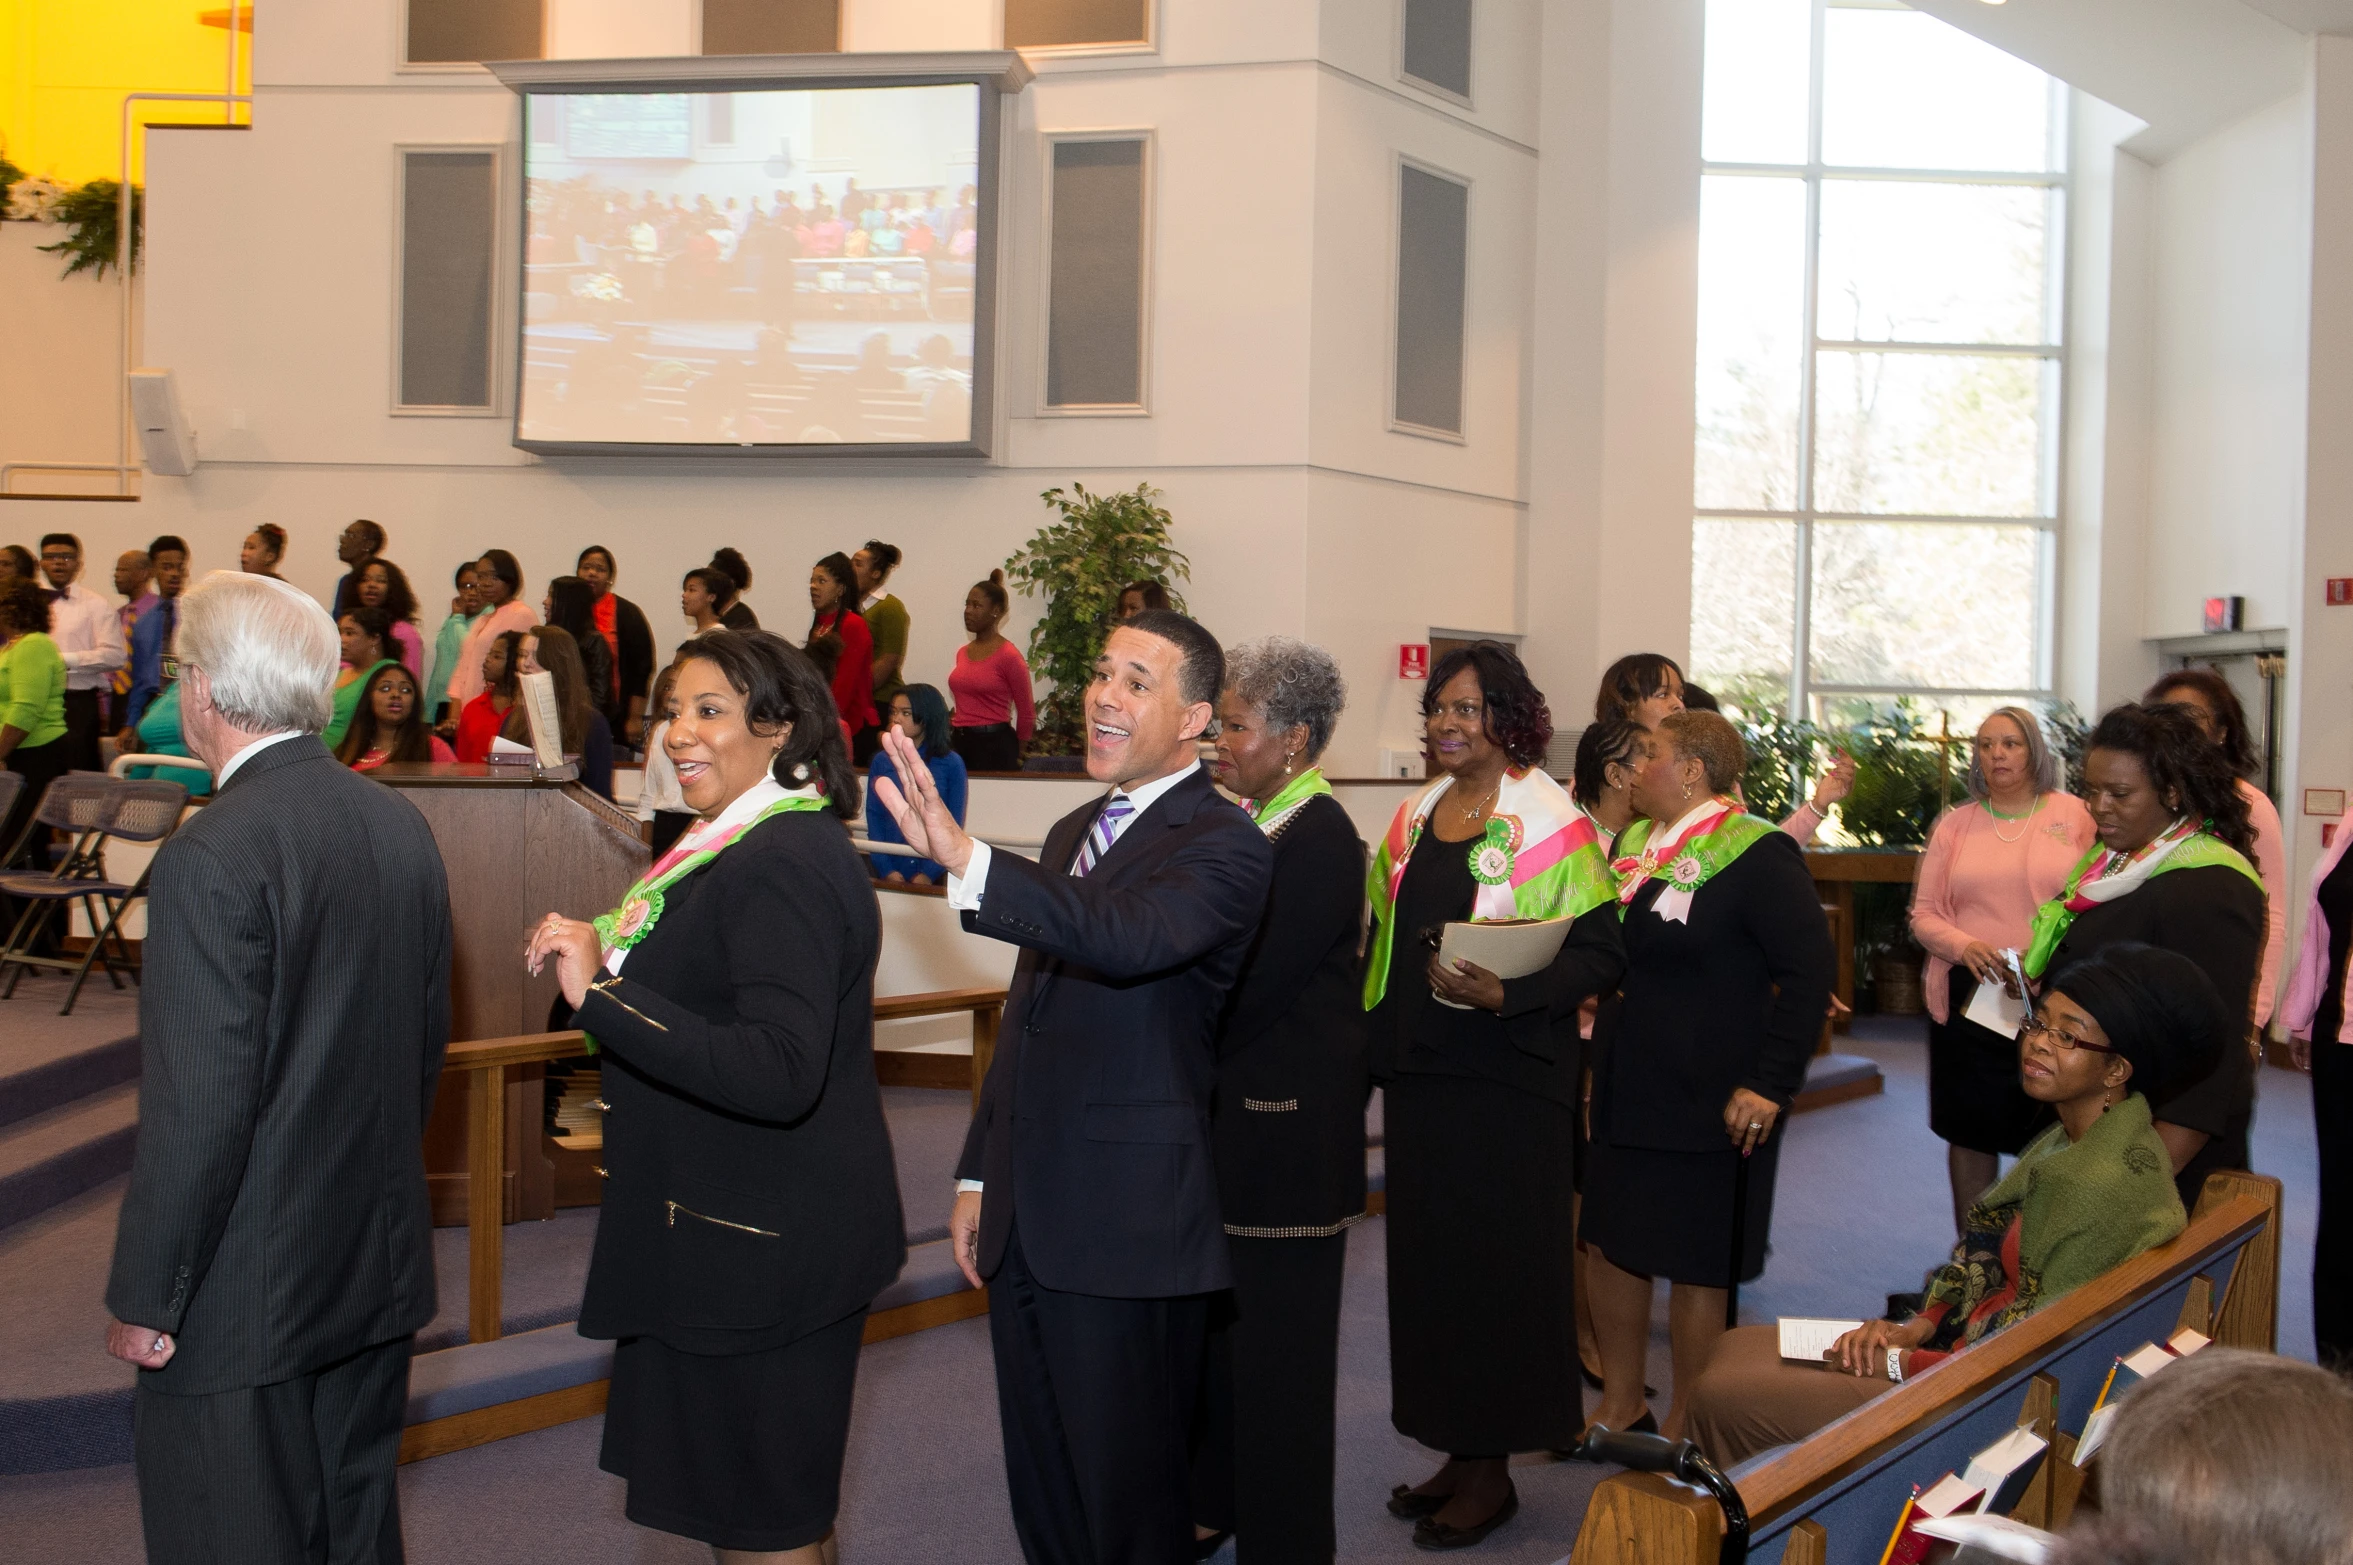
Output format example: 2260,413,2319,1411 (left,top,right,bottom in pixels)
441,986,1008,1347
1734,1188,2271,1524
